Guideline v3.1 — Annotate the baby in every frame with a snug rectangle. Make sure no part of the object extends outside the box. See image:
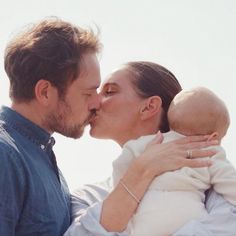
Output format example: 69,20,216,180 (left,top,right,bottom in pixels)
112,87,236,236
